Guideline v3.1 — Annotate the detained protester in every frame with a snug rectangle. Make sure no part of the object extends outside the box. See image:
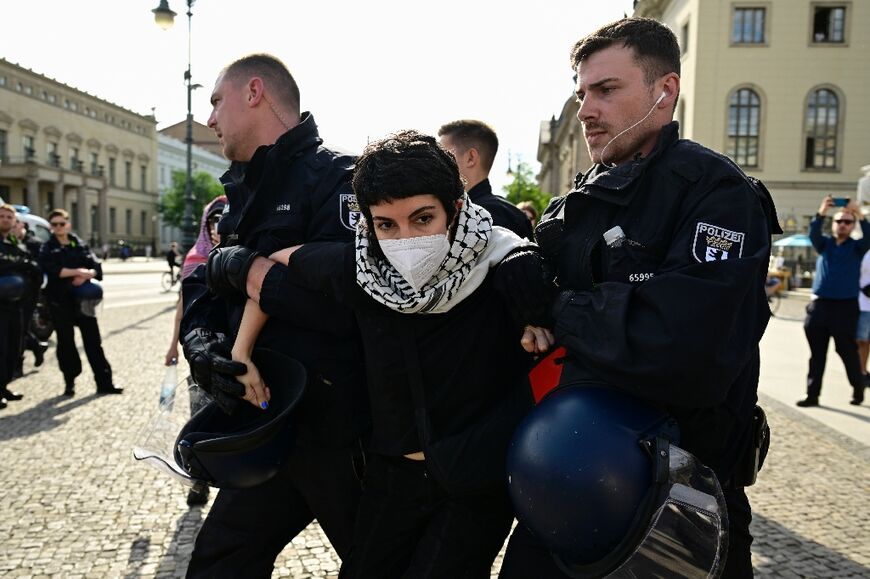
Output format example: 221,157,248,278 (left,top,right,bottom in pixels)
499,18,778,579
207,130,555,577
38,209,121,397
178,54,368,577
0,204,40,407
